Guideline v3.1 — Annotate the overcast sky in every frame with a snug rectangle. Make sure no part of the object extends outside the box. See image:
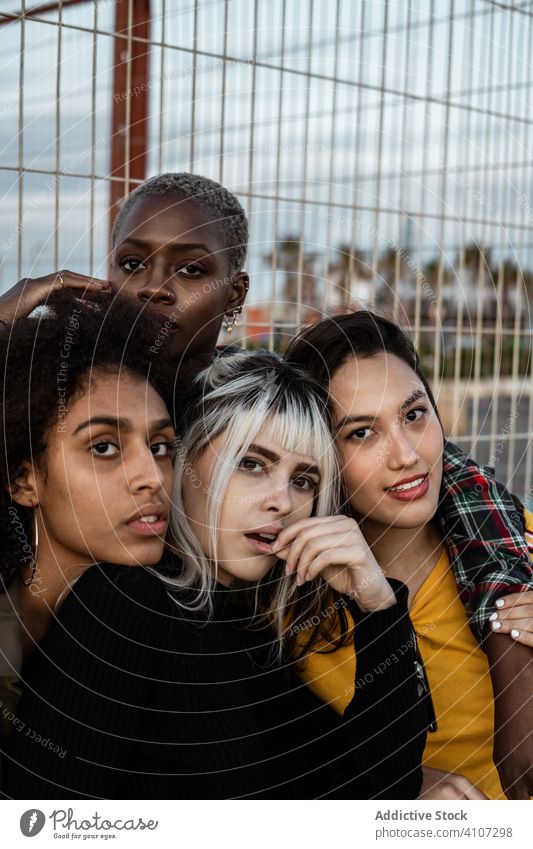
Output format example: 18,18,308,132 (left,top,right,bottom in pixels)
1,0,533,300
